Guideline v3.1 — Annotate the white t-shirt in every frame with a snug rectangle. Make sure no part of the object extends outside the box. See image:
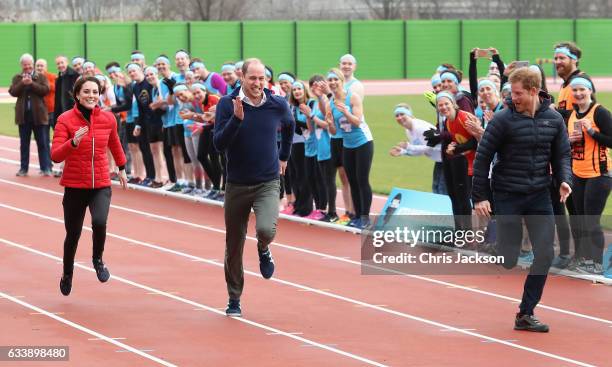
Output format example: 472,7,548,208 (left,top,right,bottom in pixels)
401,118,442,162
